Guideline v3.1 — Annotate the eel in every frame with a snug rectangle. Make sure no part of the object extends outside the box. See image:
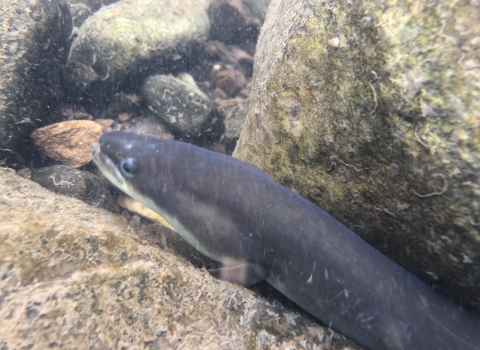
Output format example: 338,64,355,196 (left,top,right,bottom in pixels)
92,131,480,350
